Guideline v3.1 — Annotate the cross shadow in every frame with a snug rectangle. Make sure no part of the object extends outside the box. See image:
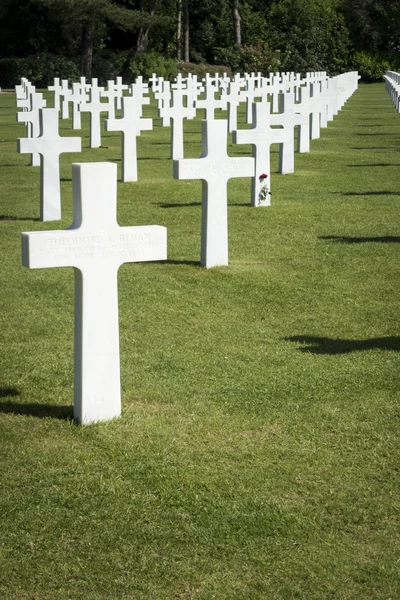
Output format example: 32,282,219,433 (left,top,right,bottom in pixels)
350,147,391,150
0,400,74,420
347,164,400,168
0,387,20,398
153,259,200,266
333,191,399,197
0,215,40,221
138,157,167,161
319,235,400,244
285,335,400,355
157,202,201,208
